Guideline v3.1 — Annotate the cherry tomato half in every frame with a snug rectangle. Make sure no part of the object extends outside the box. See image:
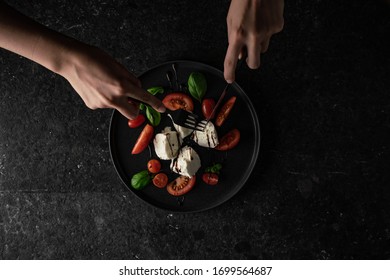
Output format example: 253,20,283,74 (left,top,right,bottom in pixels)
162,93,194,112
153,173,168,188
147,159,161,173
201,98,216,119
128,114,145,128
167,176,196,196
215,96,236,127
202,173,219,185
131,124,154,154
215,128,241,151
